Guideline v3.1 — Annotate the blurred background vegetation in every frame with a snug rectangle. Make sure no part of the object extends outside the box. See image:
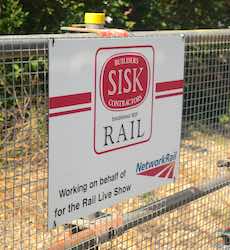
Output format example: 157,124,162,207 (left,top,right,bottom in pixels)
0,0,230,34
